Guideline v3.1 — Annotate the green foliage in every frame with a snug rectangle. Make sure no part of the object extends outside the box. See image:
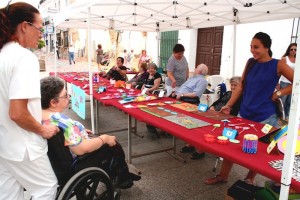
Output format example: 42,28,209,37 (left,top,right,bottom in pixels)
38,39,45,49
